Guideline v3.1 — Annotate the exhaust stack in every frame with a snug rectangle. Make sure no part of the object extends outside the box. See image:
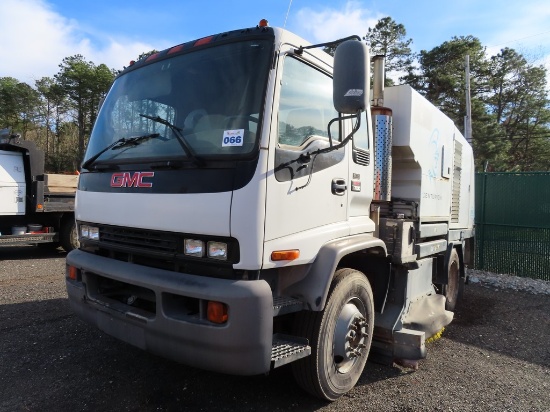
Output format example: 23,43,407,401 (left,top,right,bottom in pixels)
373,55,385,107
371,55,393,202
